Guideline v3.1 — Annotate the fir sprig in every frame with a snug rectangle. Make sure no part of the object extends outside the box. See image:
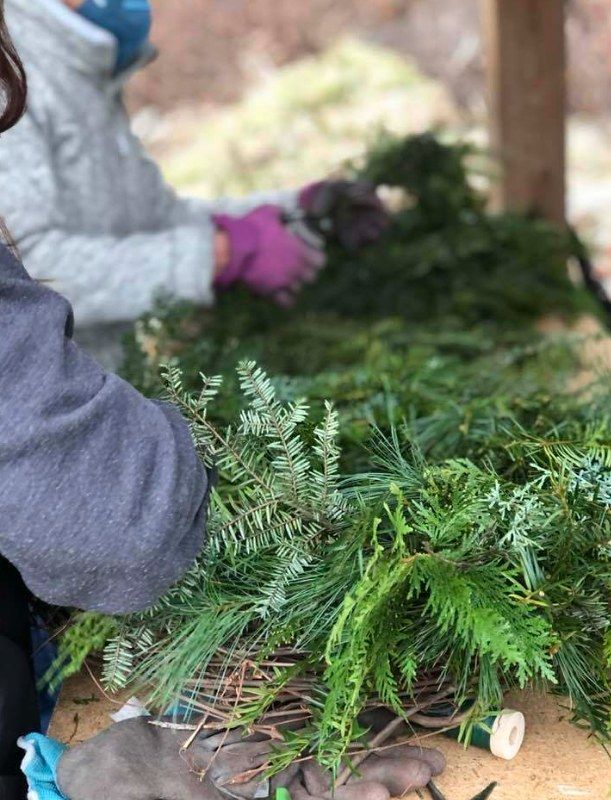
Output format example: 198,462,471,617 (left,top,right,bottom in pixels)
60,363,610,765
